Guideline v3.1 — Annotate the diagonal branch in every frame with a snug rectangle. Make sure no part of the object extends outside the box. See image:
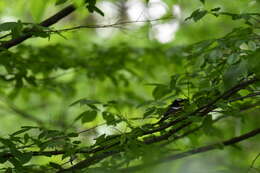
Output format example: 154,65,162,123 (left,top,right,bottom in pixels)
143,77,260,136
59,78,259,171
1,78,259,171
228,91,260,102
0,5,76,51
120,127,260,172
